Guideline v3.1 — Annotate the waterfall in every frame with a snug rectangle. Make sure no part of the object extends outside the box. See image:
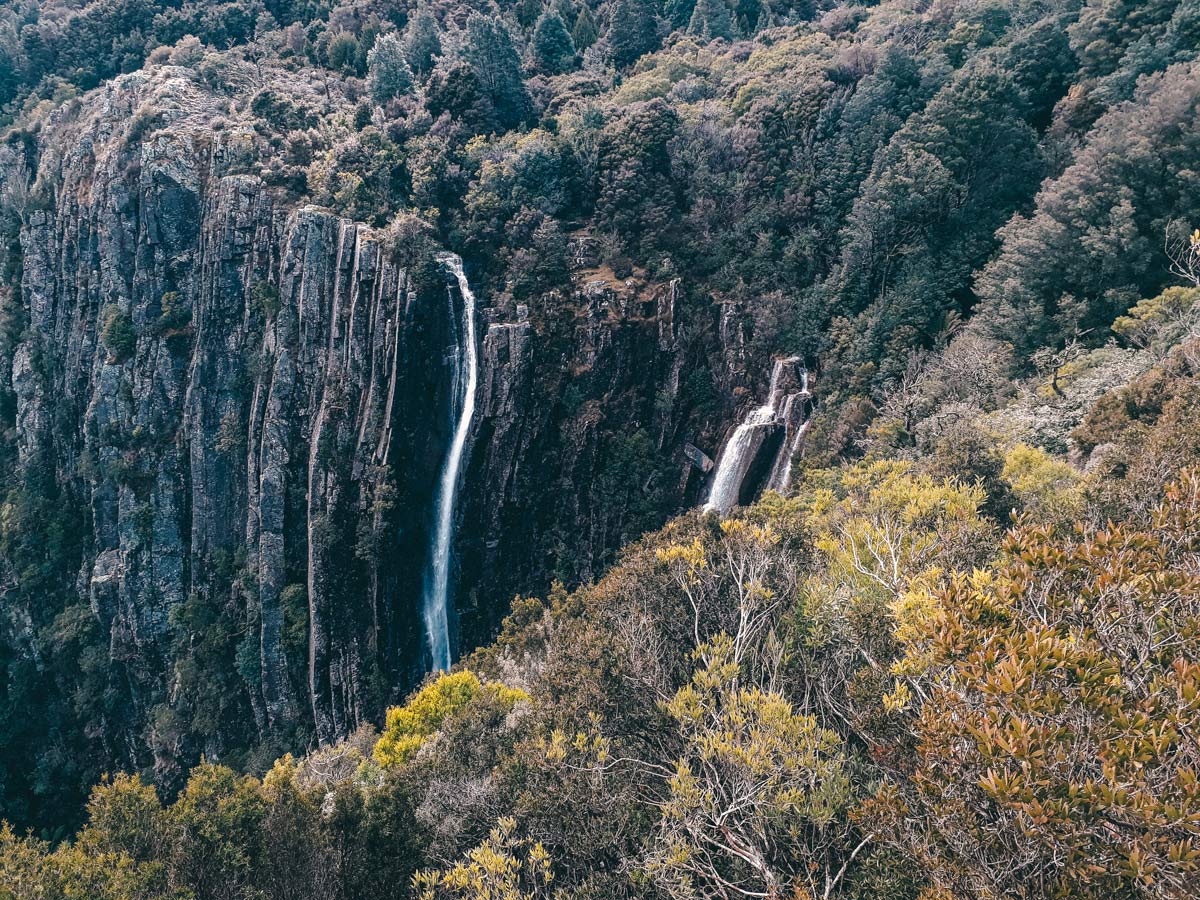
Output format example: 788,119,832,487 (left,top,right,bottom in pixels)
703,358,796,513
767,368,811,493
422,253,479,672
768,416,812,493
